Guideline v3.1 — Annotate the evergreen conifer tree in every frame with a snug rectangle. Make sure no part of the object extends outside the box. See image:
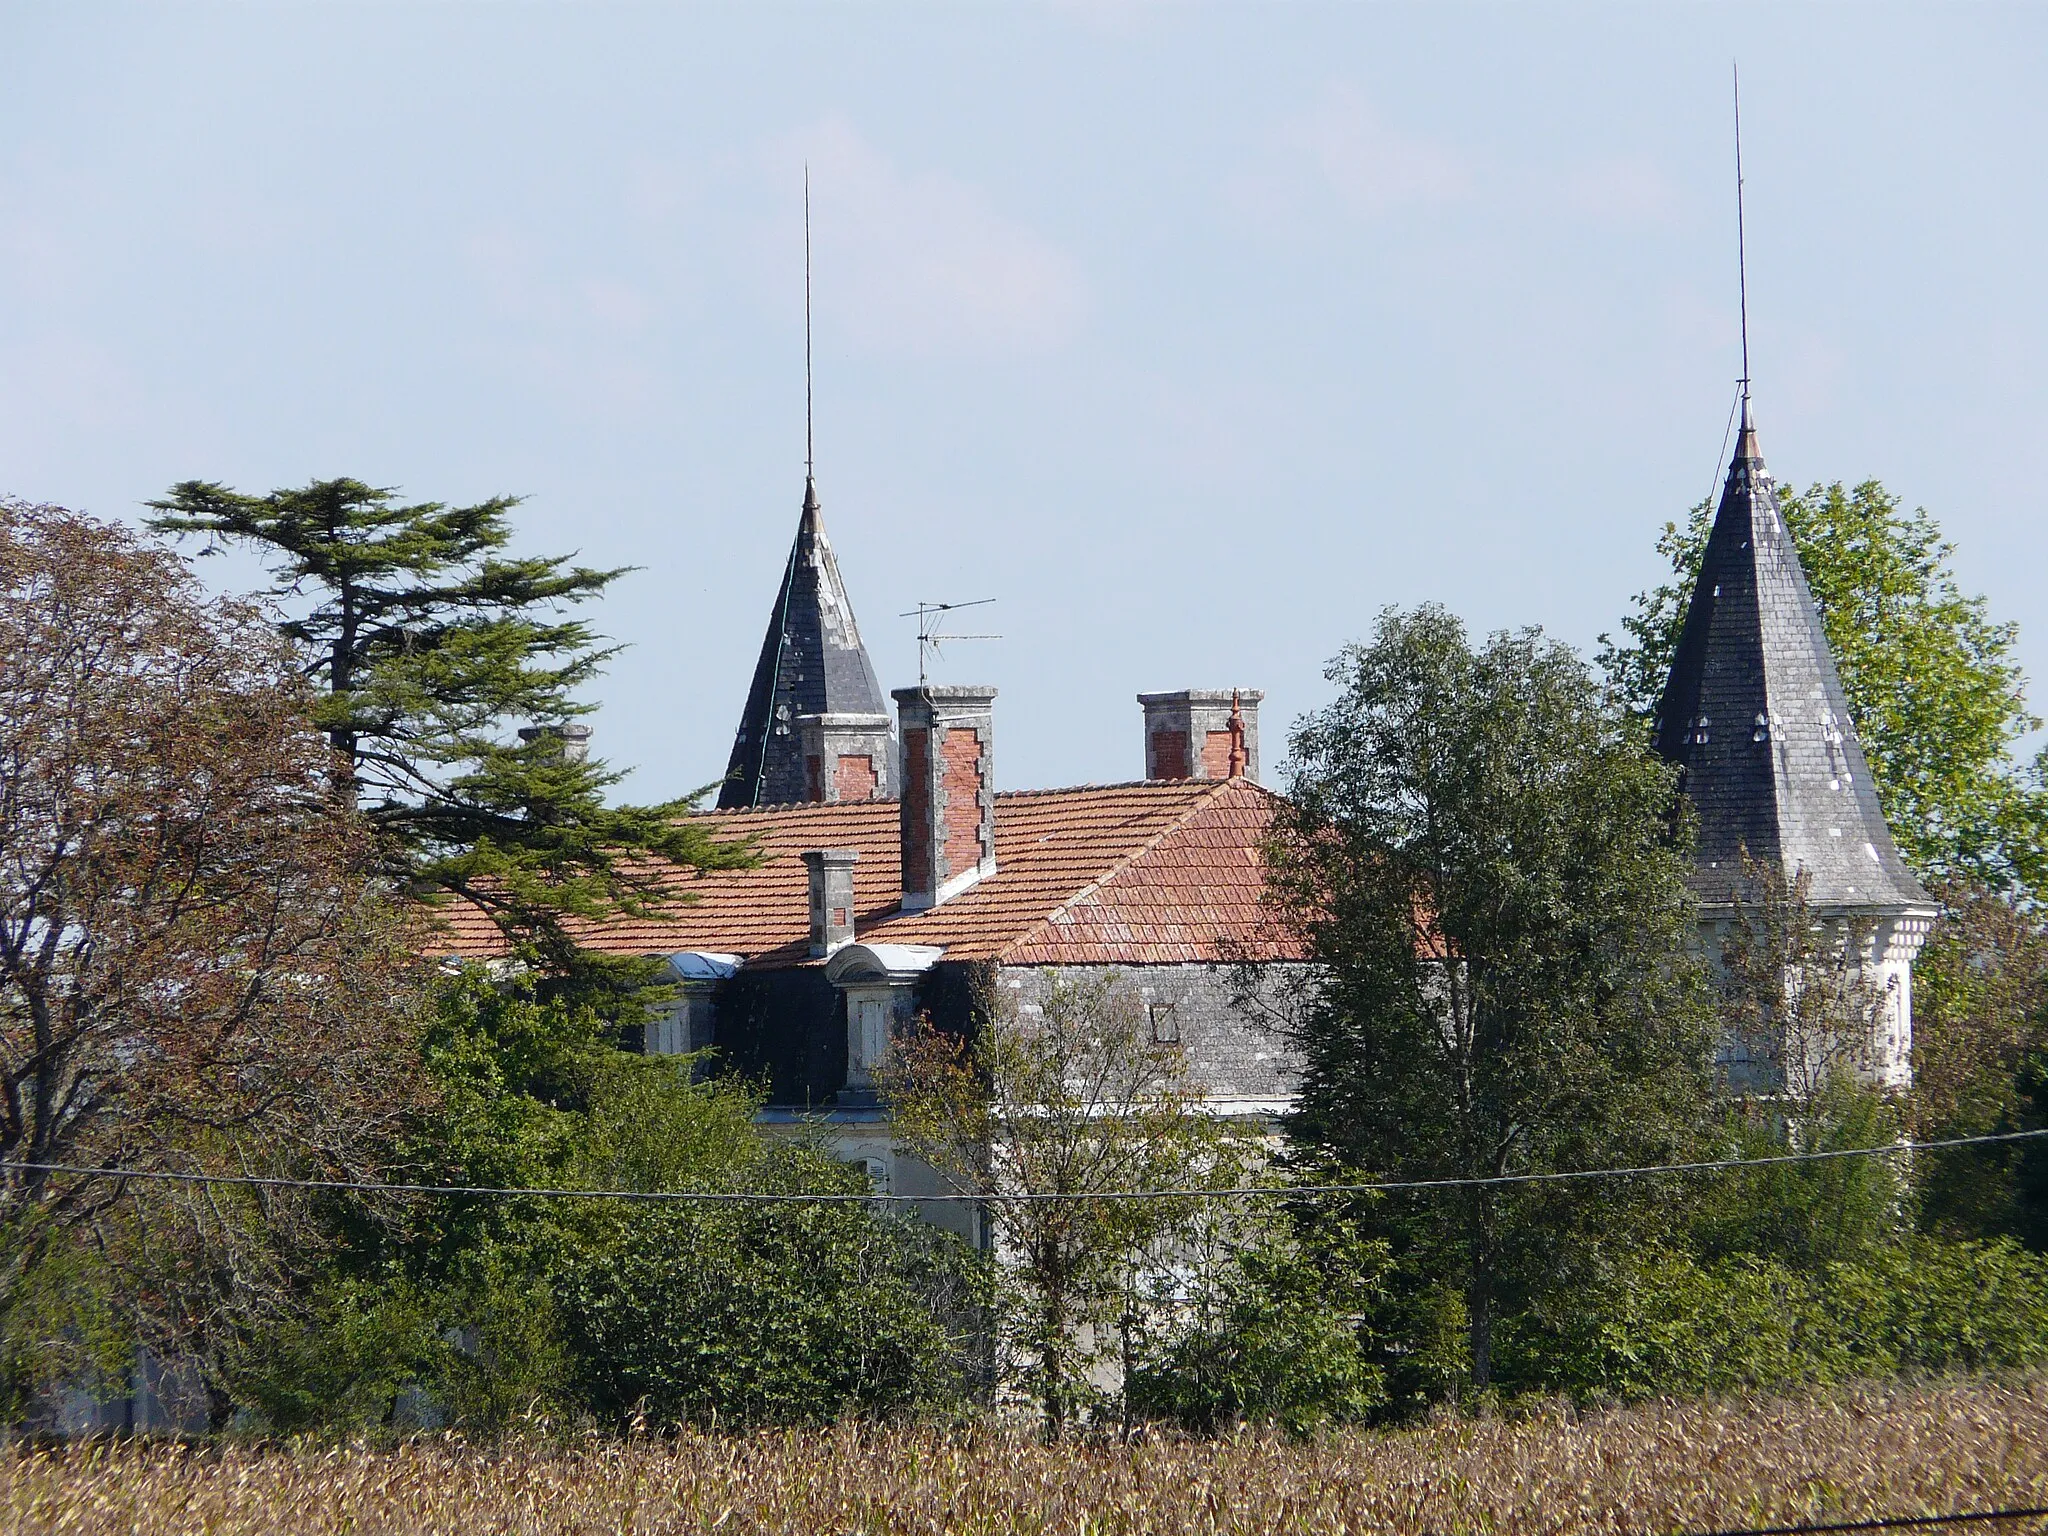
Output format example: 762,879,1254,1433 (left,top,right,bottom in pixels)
150,478,752,973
